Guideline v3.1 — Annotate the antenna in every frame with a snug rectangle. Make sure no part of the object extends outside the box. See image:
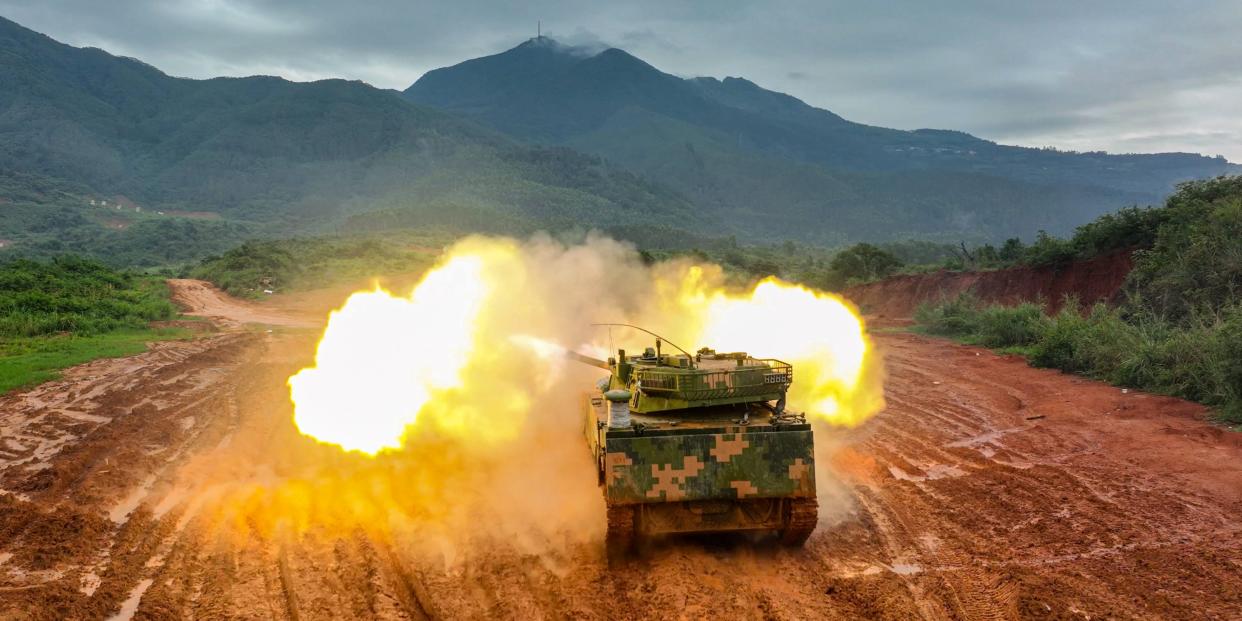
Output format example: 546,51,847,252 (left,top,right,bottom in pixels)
537,20,541,38
592,323,696,368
